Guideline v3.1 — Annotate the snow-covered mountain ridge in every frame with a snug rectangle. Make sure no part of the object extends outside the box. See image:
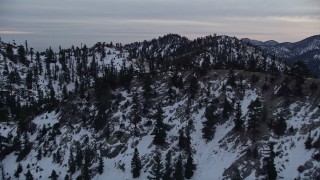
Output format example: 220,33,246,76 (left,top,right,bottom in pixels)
0,34,320,180
242,35,320,77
